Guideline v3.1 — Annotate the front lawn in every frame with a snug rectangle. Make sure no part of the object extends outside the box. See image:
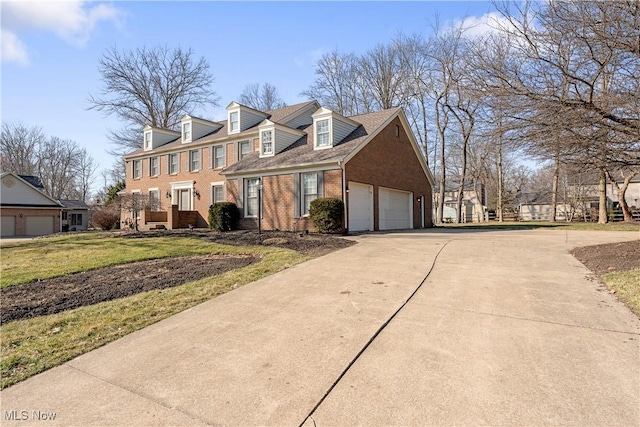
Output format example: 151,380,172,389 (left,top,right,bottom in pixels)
1,233,307,388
